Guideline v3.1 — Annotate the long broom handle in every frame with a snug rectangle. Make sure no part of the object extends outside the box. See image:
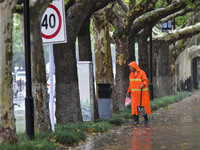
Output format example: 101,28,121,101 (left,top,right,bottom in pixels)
140,88,142,108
